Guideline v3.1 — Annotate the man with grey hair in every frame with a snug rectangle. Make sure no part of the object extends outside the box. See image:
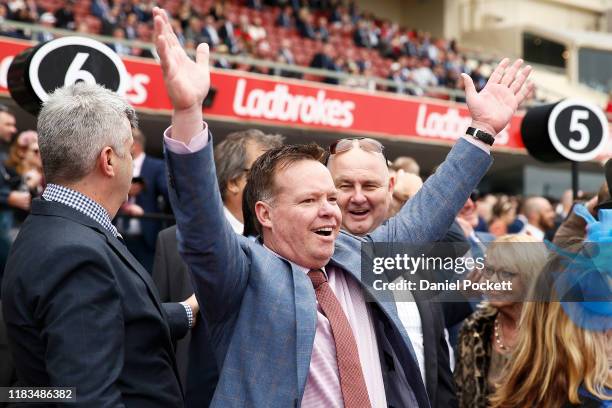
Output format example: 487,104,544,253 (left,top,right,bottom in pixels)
152,128,283,407
1,83,194,406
